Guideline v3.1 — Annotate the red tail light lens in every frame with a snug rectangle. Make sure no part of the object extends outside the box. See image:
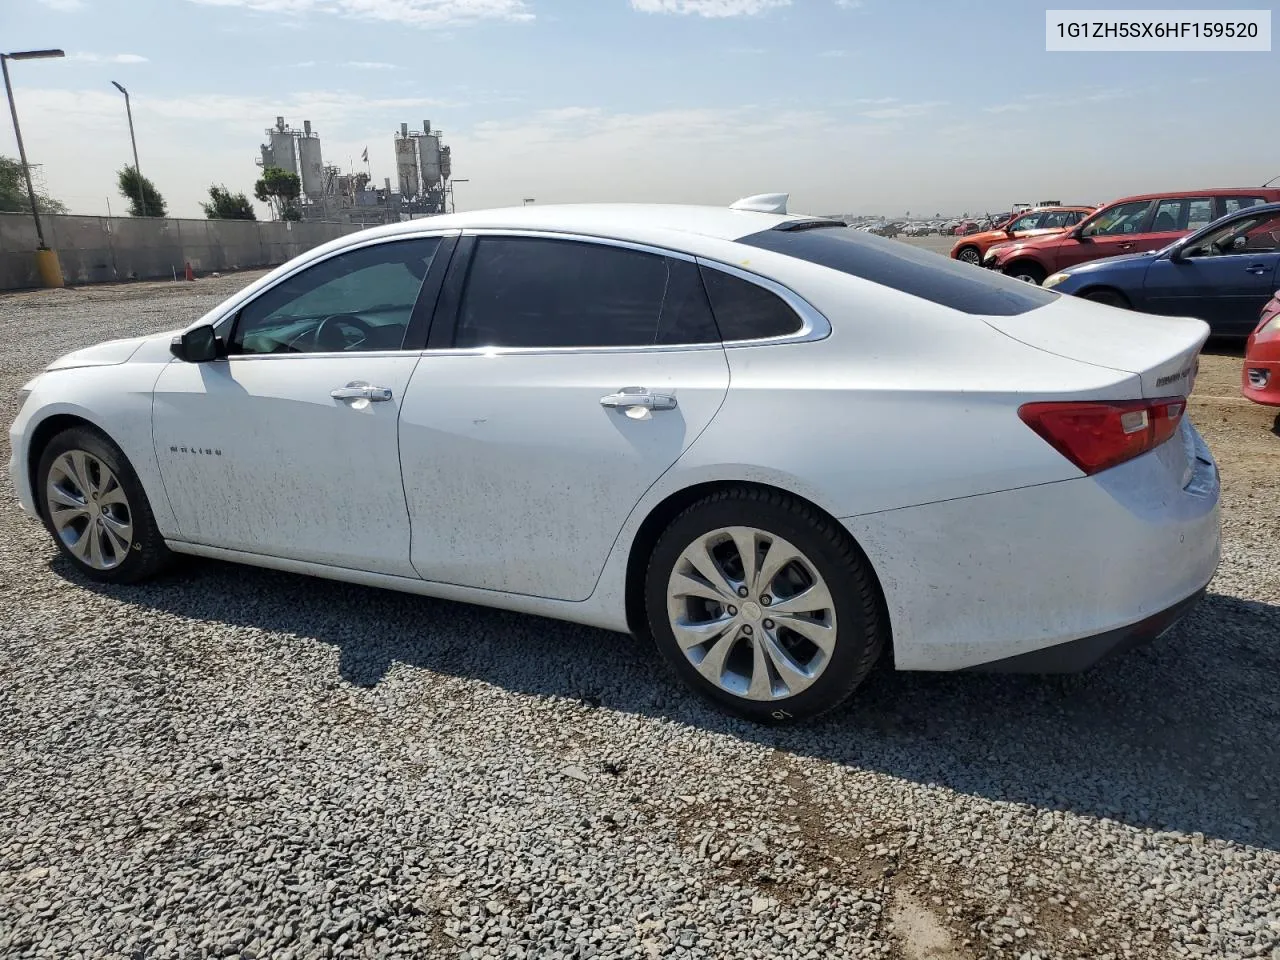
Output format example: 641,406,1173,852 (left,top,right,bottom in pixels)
1018,397,1185,475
